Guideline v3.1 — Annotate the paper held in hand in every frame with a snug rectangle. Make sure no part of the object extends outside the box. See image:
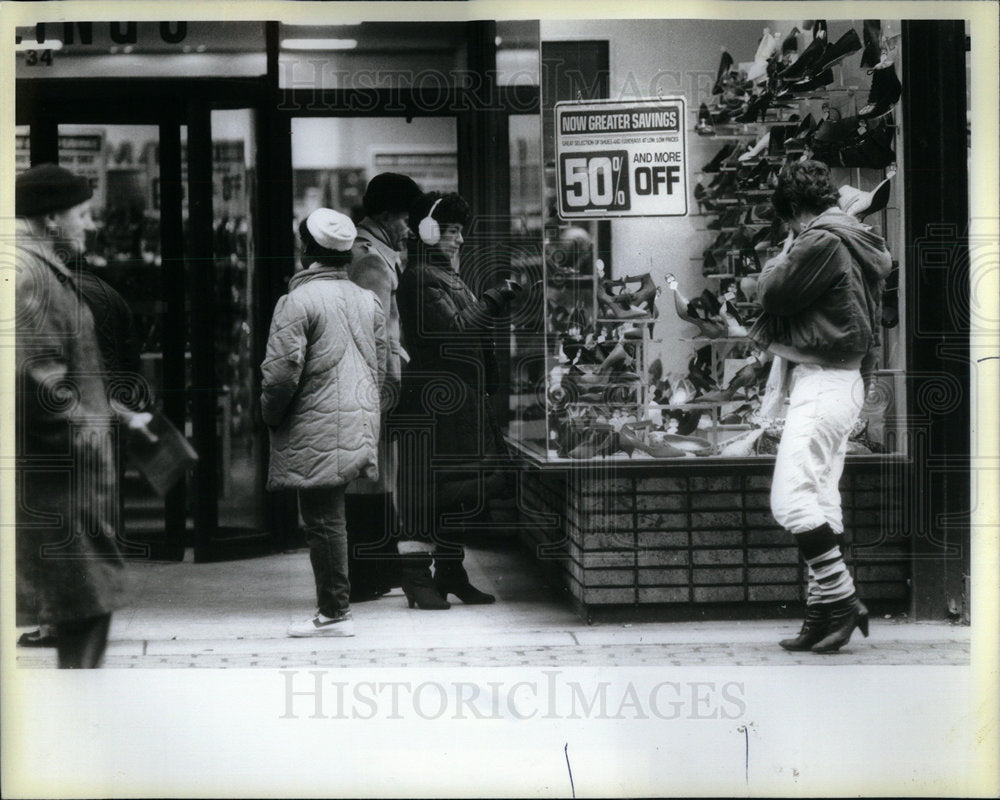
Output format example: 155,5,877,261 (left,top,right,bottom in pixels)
126,411,199,497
